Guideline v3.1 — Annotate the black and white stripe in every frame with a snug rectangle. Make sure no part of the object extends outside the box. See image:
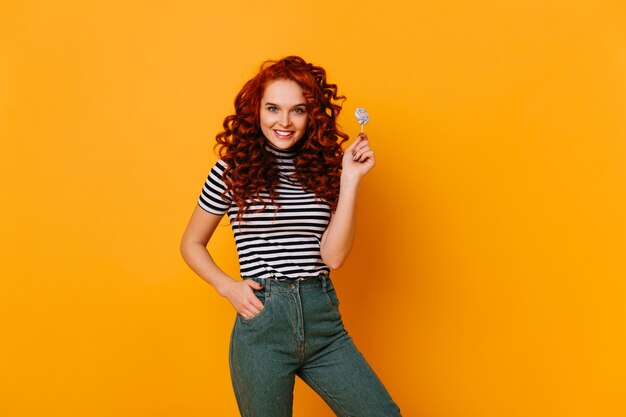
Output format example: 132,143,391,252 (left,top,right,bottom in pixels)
198,144,331,279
